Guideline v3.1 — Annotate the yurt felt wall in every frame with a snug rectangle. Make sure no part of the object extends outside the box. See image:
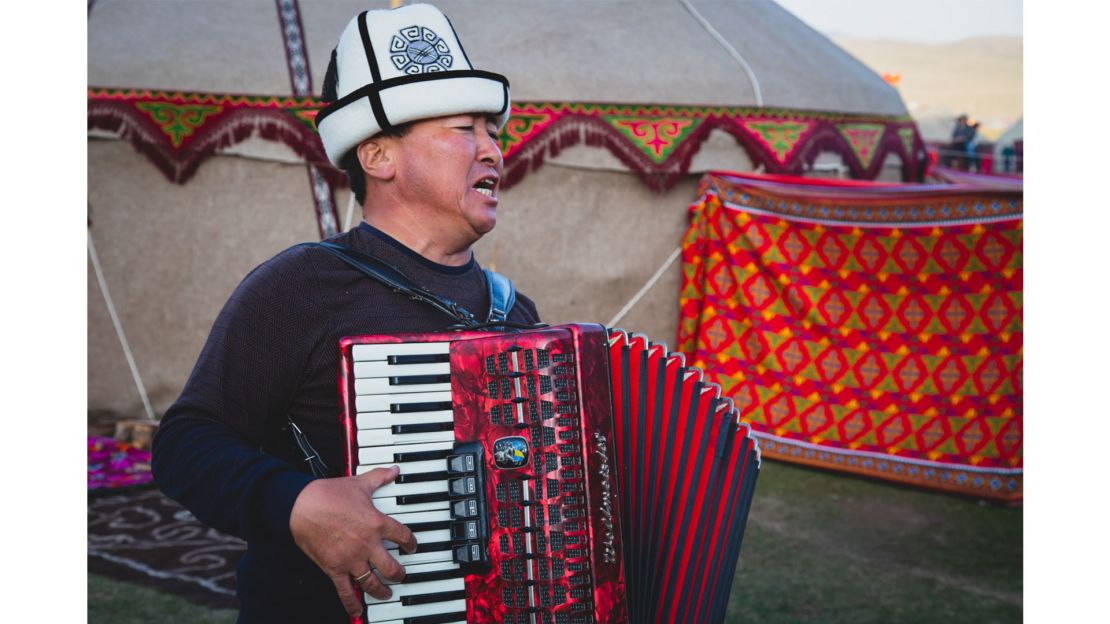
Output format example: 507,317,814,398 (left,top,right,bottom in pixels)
88,139,320,415
473,163,701,340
